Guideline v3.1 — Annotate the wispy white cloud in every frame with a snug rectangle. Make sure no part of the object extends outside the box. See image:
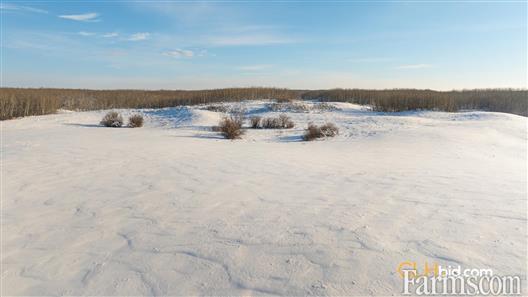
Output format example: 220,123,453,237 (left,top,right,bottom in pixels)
78,31,96,37
163,49,194,58
128,32,150,41
0,3,48,14
59,12,100,22
237,64,273,71
396,64,433,69
103,32,119,38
